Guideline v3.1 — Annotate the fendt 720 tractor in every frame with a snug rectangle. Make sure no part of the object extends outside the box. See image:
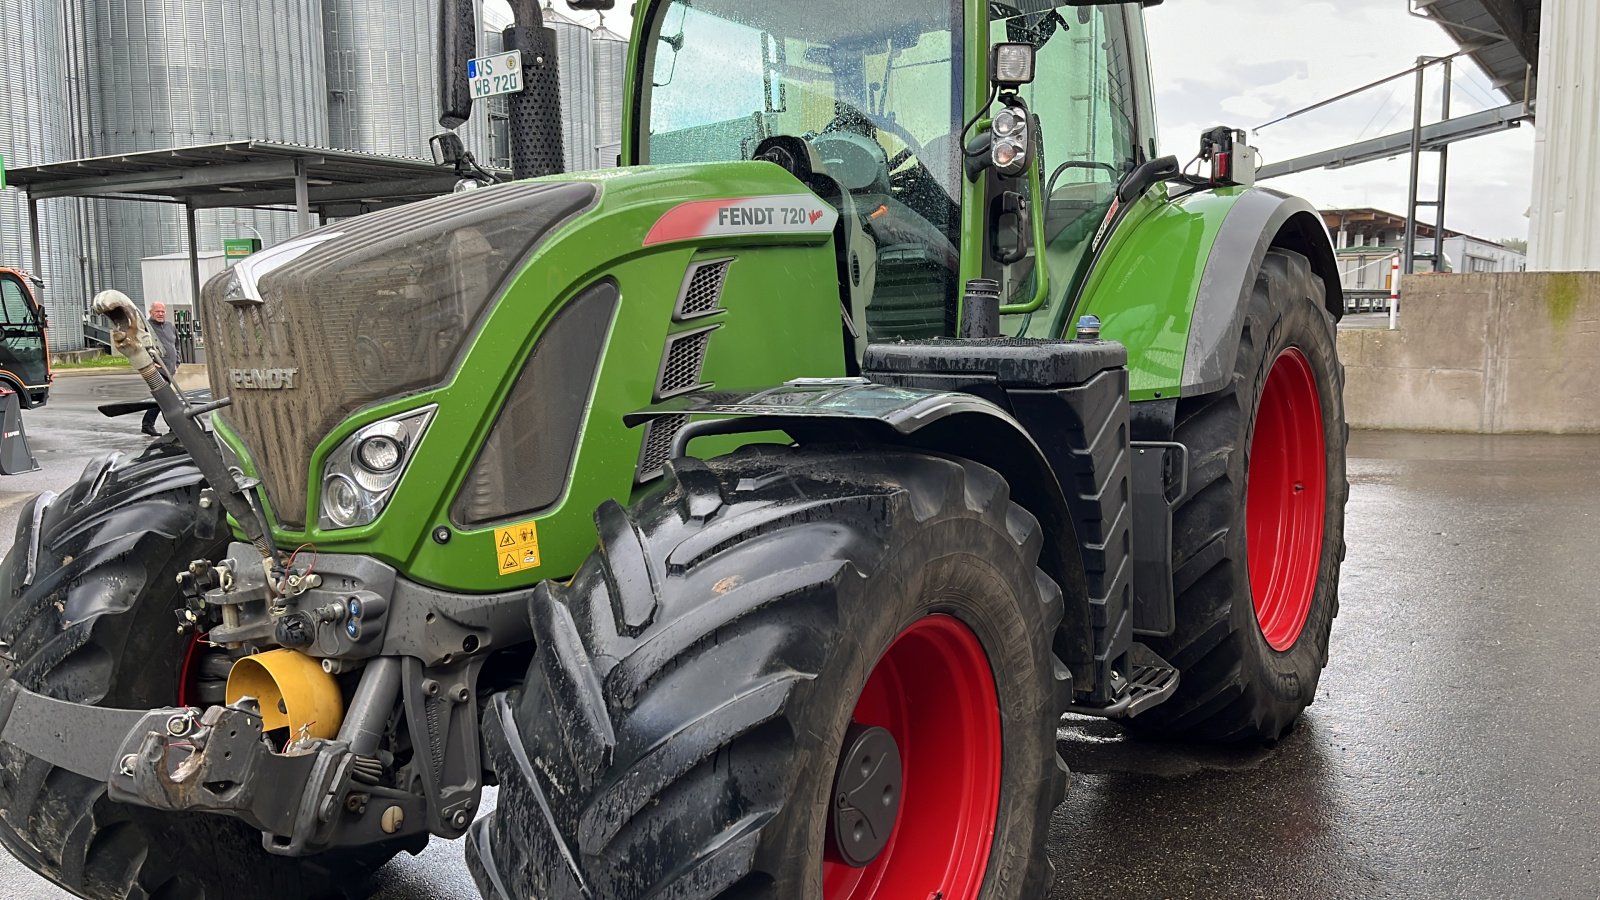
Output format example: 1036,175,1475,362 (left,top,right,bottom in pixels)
0,1,1347,898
